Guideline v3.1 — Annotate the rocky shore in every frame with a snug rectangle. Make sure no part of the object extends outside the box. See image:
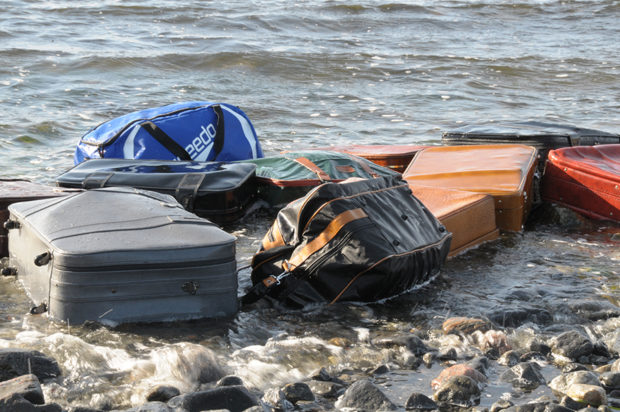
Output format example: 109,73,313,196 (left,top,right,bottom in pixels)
1,314,618,412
